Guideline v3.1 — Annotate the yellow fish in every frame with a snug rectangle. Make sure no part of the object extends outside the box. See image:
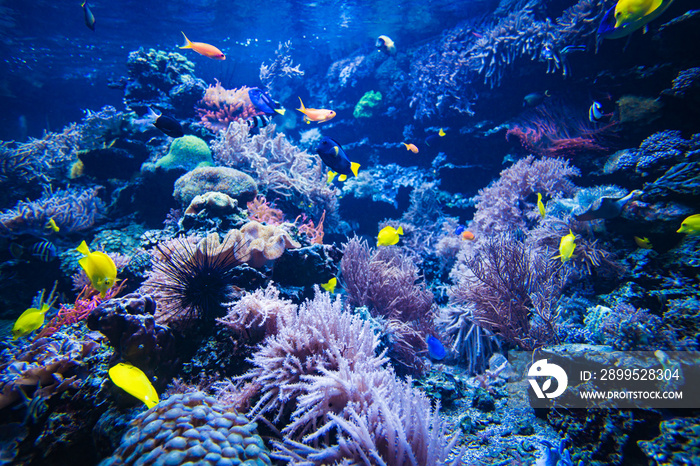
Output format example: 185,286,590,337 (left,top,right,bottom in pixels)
377,225,403,247
44,218,60,233
634,236,653,249
556,230,576,263
77,240,117,298
321,277,337,293
296,97,336,124
614,0,671,29
537,193,546,218
438,128,446,137
108,363,159,409
12,303,50,340
677,214,700,235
